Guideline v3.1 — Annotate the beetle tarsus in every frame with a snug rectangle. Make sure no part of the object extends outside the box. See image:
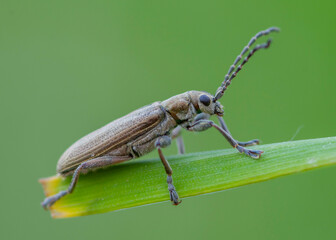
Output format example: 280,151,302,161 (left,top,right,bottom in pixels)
170,191,182,206
167,176,181,205
41,190,68,210
237,139,260,147
237,145,263,159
